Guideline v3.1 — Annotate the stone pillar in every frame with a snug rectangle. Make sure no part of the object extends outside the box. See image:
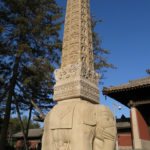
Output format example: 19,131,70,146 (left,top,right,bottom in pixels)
130,107,150,150
53,0,100,104
131,107,142,149
61,0,94,69
42,0,116,150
